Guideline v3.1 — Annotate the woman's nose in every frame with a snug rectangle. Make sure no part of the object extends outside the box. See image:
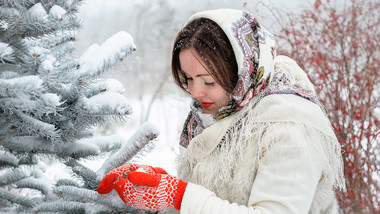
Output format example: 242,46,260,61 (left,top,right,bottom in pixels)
189,82,205,98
